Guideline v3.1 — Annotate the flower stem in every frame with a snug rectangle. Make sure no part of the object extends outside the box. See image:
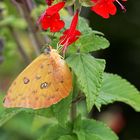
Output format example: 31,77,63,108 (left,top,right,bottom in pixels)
70,73,78,121
71,101,77,122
